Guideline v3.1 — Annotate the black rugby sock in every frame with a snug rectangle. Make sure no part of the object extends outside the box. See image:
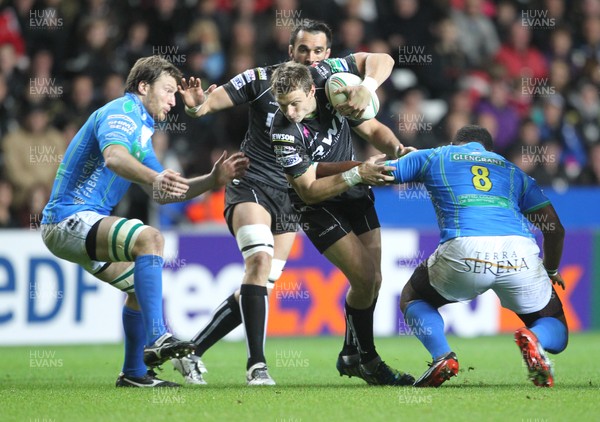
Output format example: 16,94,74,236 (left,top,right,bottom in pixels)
345,297,379,364
239,284,269,369
192,294,242,357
